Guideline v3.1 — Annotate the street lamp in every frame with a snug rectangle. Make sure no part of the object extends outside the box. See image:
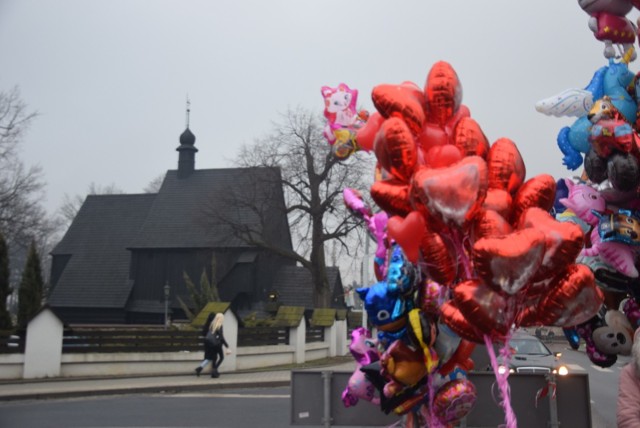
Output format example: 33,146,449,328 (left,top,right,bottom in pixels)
163,282,170,330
